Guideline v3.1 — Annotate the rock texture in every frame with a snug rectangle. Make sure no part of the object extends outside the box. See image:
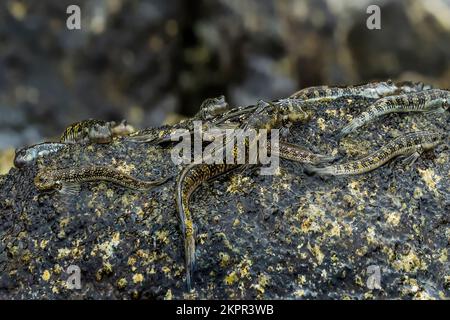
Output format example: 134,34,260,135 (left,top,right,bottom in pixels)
0,96,449,299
